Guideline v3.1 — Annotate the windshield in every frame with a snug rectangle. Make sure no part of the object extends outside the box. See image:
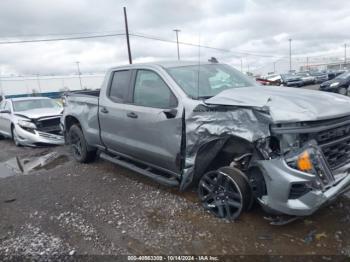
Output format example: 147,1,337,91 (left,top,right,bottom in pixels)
336,71,350,79
166,64,257,99
13,99,60,112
